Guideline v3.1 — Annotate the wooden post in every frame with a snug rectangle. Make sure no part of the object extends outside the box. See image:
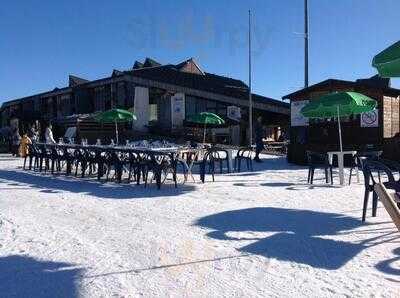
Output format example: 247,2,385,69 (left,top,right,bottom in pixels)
374,183,400,232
